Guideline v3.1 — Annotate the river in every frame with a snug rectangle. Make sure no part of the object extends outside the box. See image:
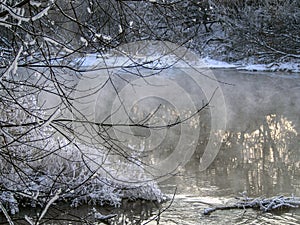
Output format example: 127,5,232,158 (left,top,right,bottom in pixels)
117,69,300,225
2,68,300,225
